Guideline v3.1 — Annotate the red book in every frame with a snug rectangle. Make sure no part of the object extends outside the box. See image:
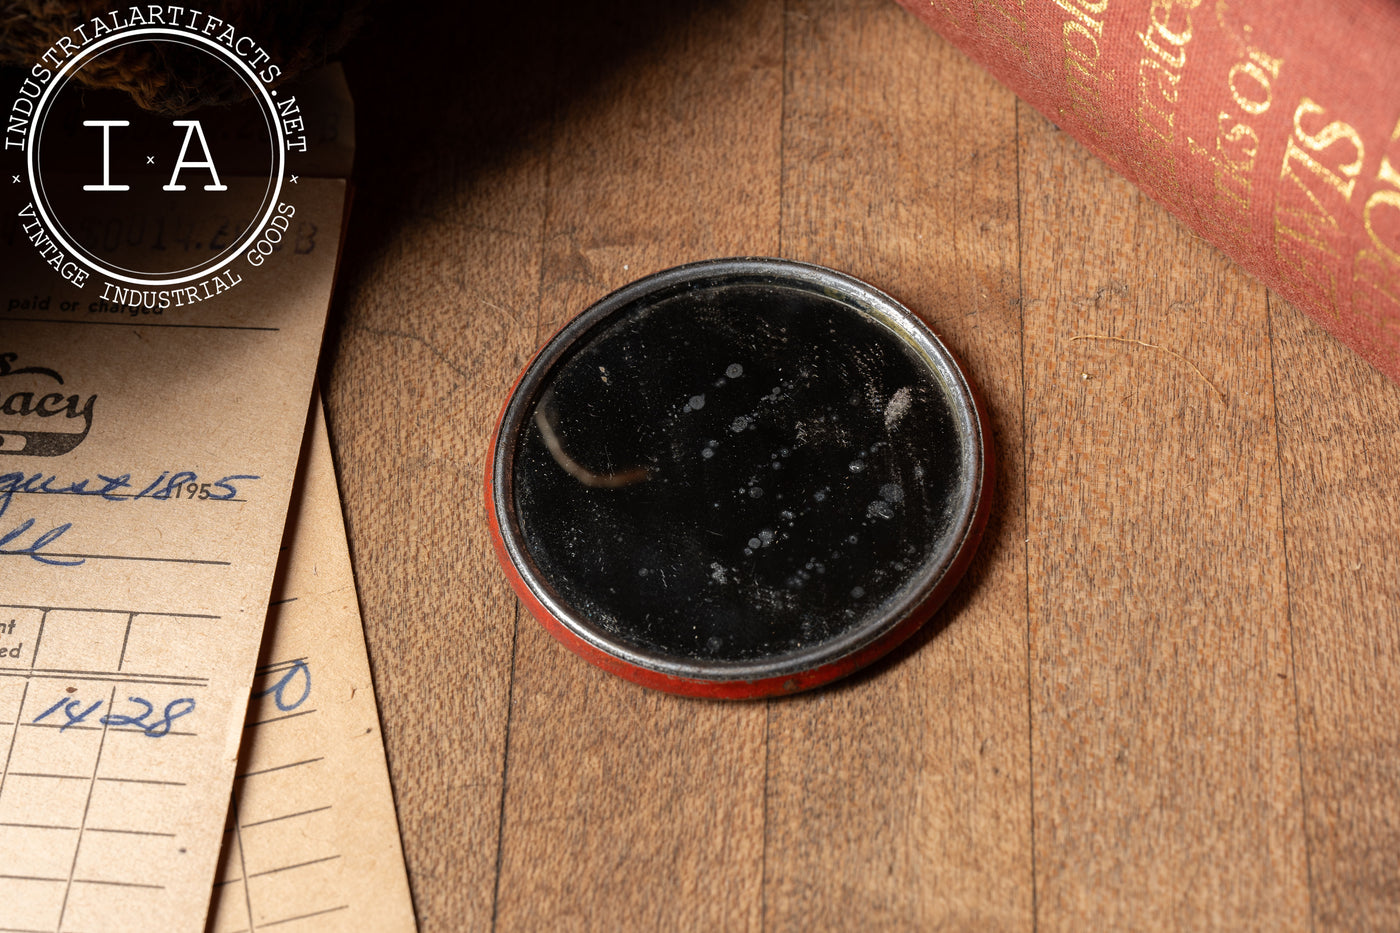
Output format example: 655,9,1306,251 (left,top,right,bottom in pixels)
897,0,1400,383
